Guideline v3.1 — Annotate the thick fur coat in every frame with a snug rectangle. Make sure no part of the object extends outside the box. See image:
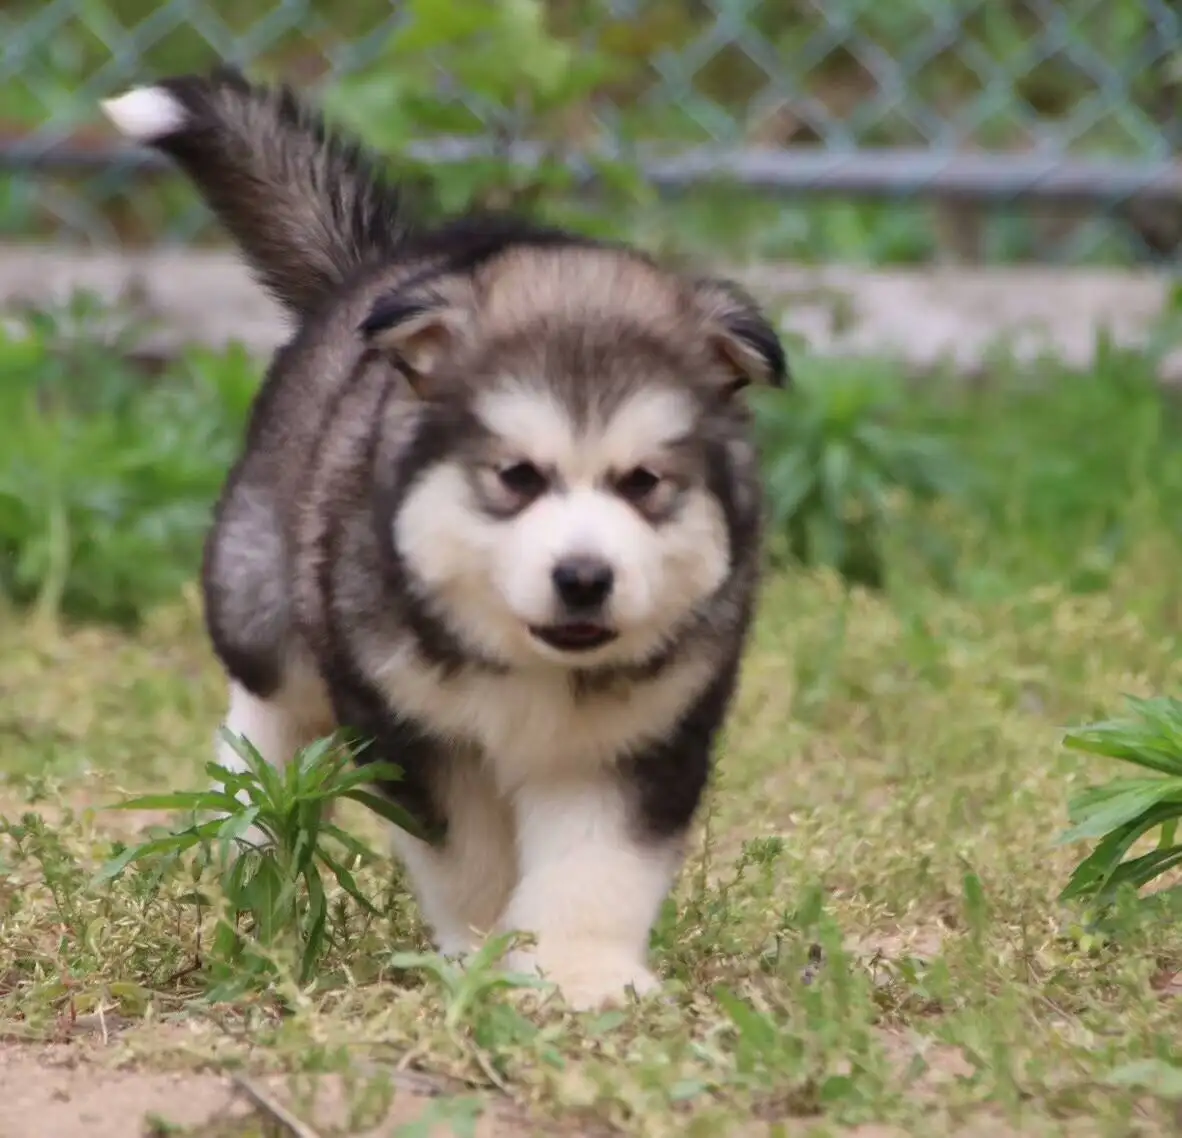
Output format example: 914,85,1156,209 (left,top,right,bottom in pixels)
100,68,788,1009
